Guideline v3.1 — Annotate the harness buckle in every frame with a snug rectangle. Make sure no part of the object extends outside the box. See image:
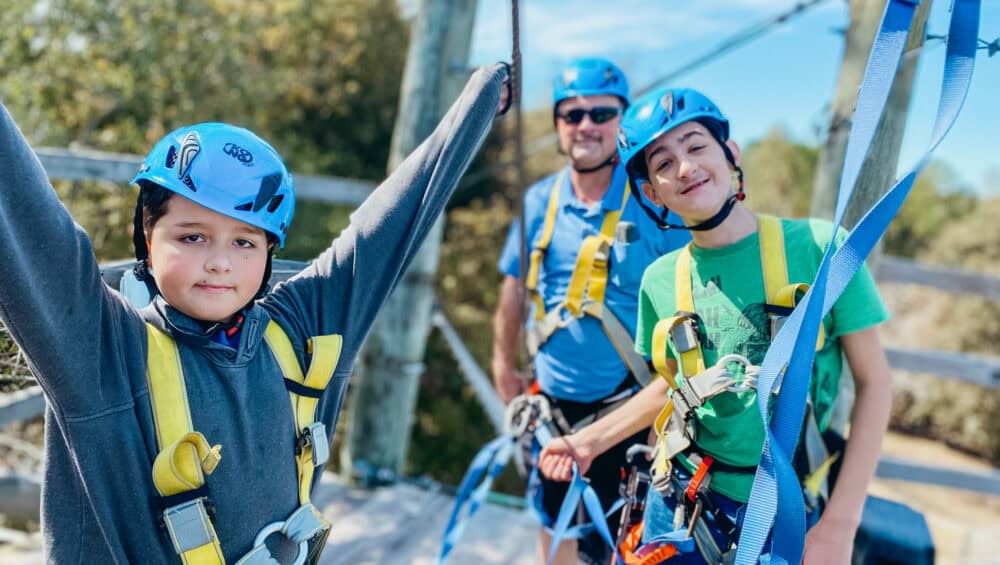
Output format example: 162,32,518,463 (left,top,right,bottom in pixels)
770,314,787,341
162,498,217,554
671,315,700,353
295,422,329,468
